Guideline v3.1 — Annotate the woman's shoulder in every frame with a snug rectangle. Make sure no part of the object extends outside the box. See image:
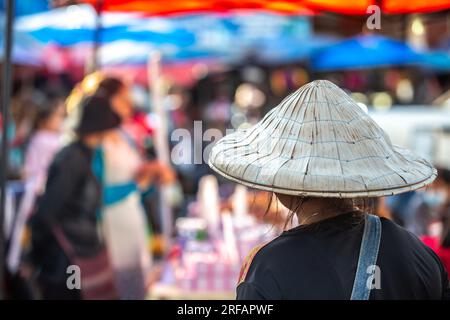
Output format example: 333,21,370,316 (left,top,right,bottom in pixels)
238,232,312,283
367,216,437,255
379,216,431,248
238,241,271,286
